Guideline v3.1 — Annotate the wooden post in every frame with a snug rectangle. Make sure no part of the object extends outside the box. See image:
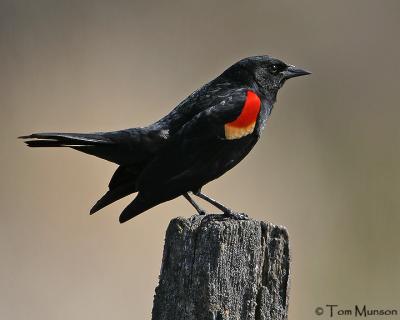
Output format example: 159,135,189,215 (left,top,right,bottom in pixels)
152,214,290,320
